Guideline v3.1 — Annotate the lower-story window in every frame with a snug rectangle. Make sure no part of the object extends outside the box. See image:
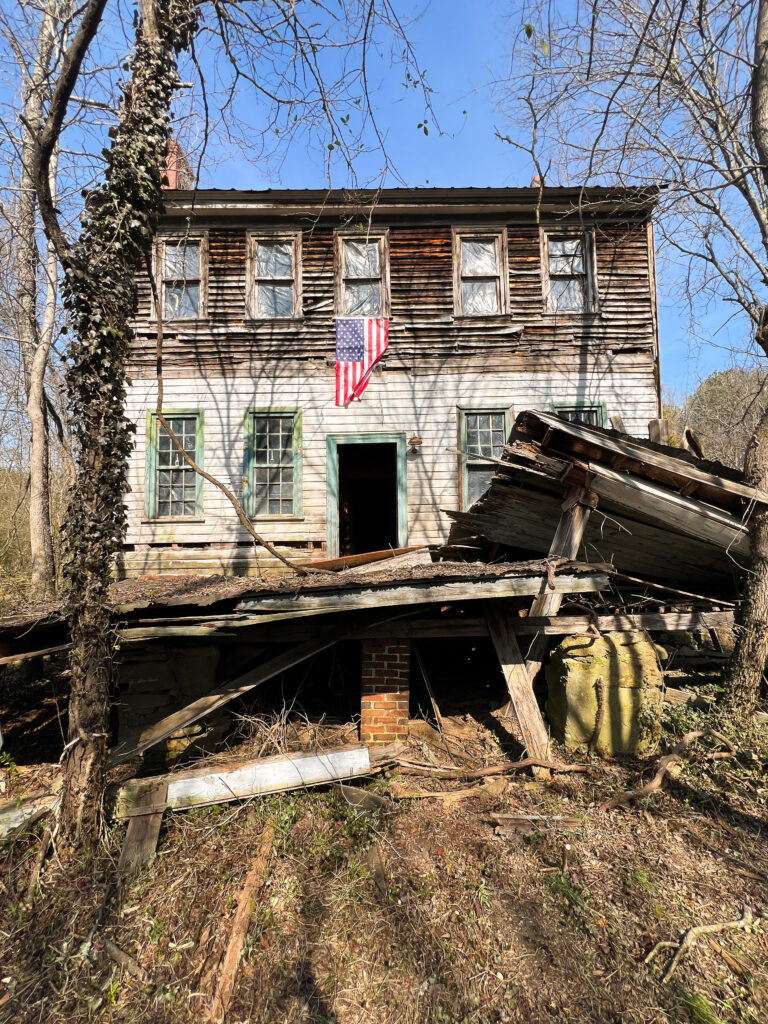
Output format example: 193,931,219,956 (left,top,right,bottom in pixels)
244,410,302,518
459,407,511,510
146,411,203,519
552,402,606,428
